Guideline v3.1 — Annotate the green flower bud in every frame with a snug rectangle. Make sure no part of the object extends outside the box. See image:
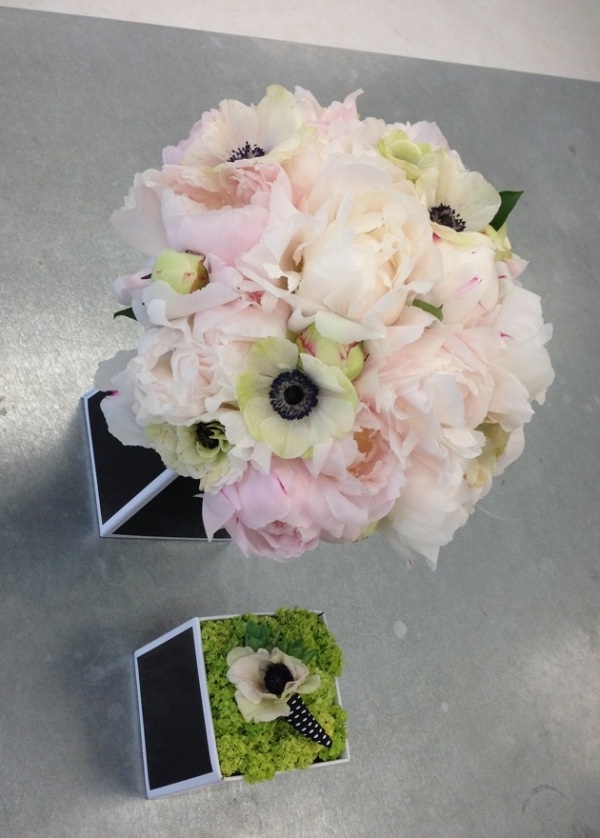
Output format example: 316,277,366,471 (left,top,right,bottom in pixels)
151,249,208,294
296,324,365,382
466,421,511,488
378,129,435,181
